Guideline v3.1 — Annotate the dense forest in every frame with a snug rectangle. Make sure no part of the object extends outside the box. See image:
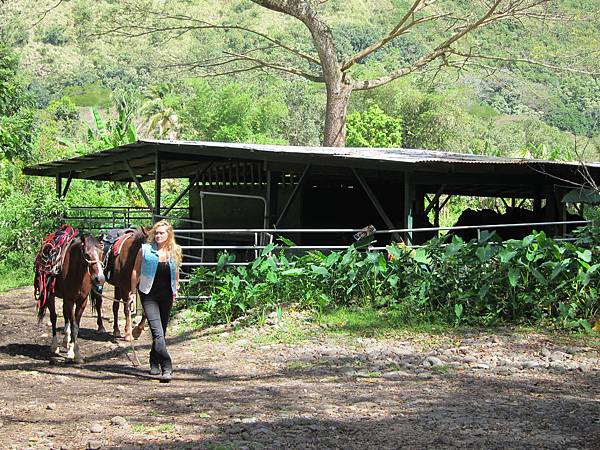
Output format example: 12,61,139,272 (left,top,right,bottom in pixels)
0,0,599,288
